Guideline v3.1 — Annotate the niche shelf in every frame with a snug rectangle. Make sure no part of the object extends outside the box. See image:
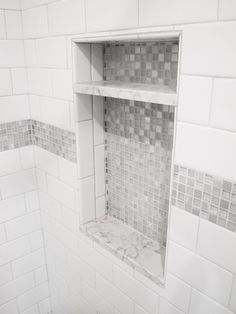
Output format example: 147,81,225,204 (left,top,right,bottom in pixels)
72,31,180,286
73,80,177,106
